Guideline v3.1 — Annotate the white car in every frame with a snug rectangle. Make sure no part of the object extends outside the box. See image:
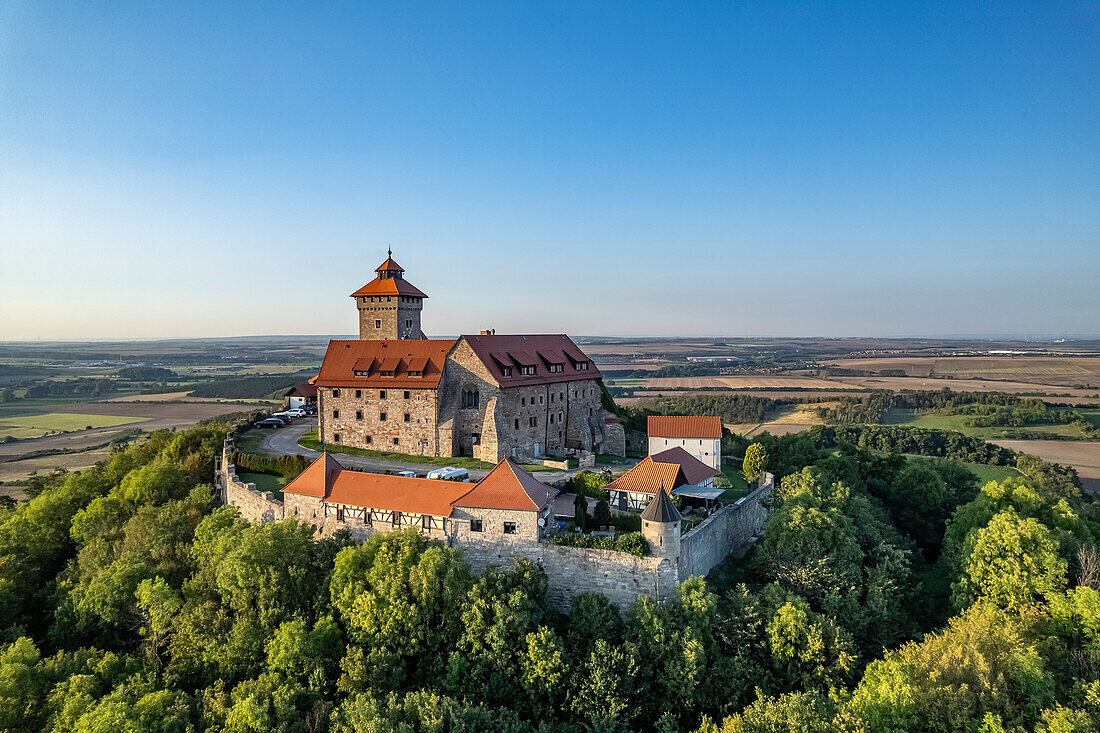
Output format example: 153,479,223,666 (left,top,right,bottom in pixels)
282,408,307,418
426,466,469,481
395,471,418,478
